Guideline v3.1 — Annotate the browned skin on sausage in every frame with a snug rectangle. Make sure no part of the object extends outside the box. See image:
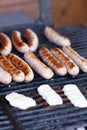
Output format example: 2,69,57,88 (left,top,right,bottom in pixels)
44,26,71,47
0,34,9,50
23,29,34,46
24,51,54,79
0,56,25,82
12,31,29,54
7,54,28,75
7,53,34,81
51,48,80,76
0,56,21,75
64,46,83,60
12,31,25,48
23,29,39,52
39,47,67,75
63,46,87,73
0,33,12,56
40,47,63,68
51,48,75,69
